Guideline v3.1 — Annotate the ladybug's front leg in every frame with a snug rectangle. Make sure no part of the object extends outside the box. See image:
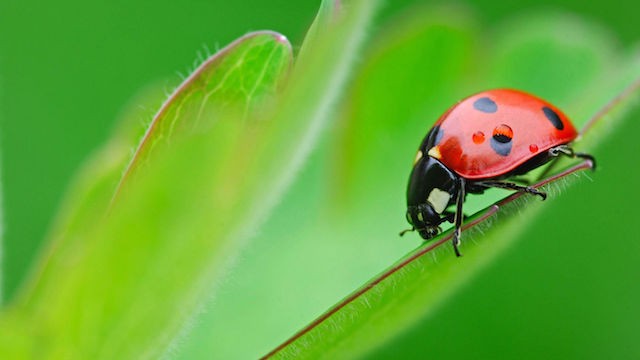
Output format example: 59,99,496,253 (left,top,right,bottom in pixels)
439,211,455,225
439,210,472,225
